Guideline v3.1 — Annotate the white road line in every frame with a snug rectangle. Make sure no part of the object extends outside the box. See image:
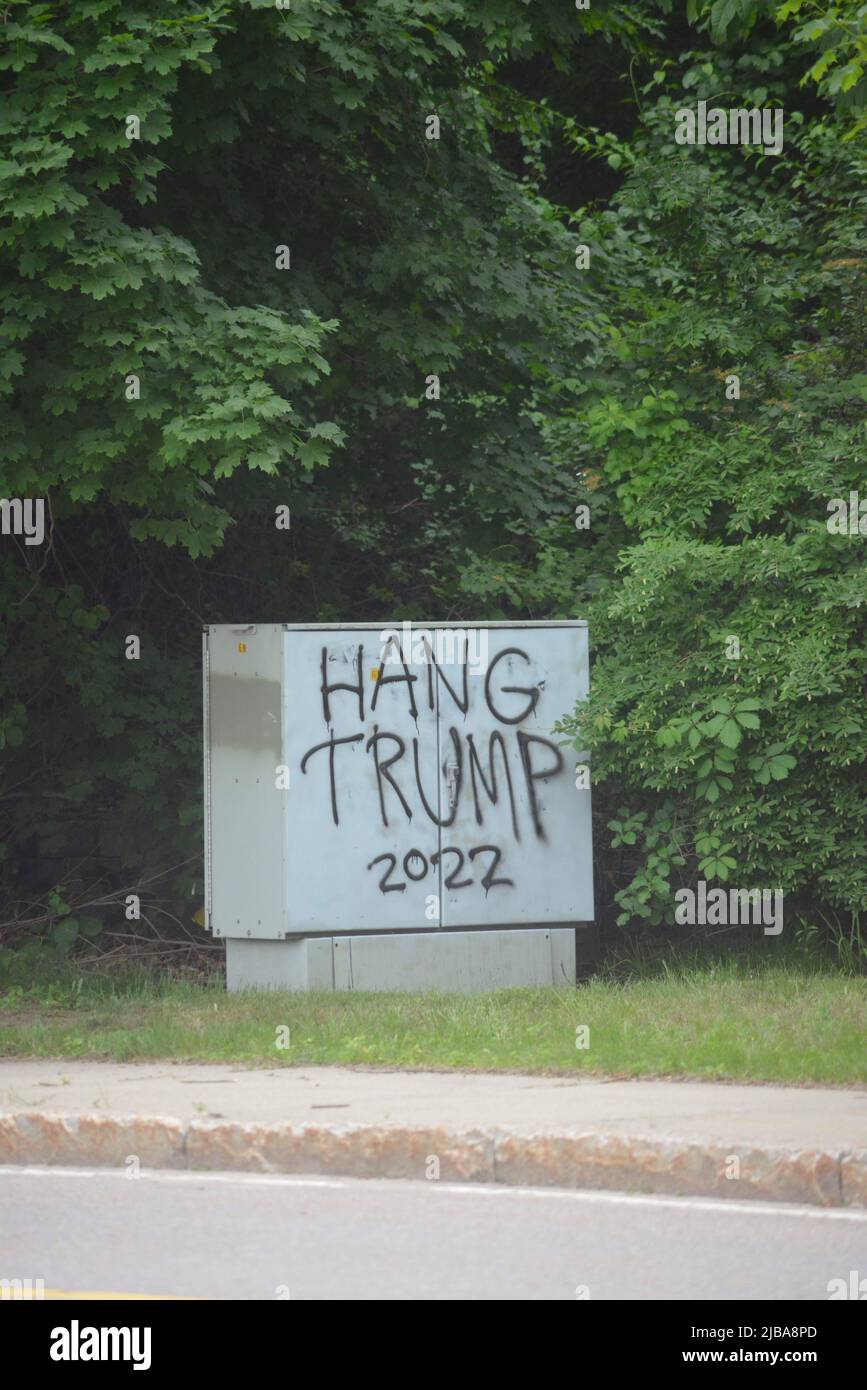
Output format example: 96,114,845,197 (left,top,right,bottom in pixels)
1,1164,866,1223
